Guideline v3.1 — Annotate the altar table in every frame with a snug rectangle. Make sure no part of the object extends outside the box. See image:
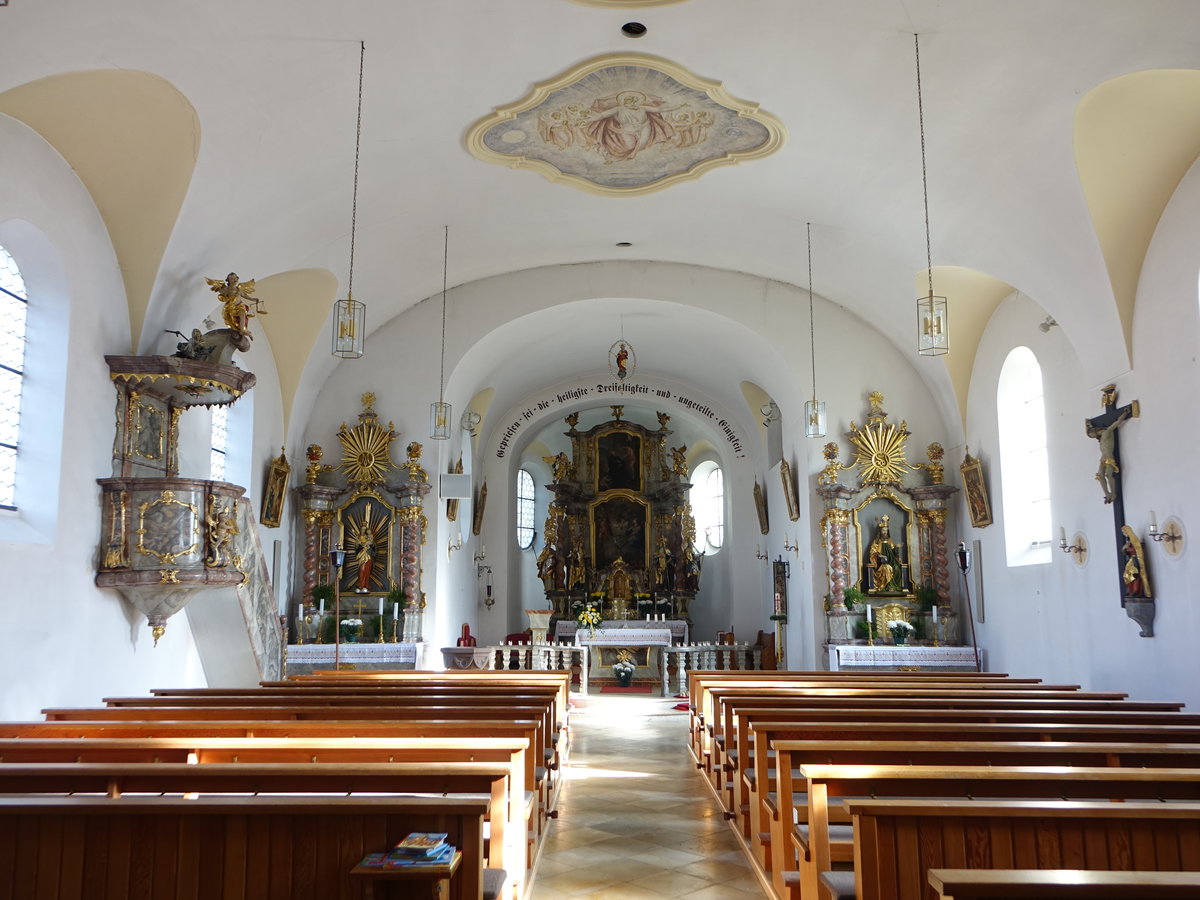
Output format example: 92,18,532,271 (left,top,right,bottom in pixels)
287,642,420,673
556,619,688,645
575,628,674,696
828,644,984,672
